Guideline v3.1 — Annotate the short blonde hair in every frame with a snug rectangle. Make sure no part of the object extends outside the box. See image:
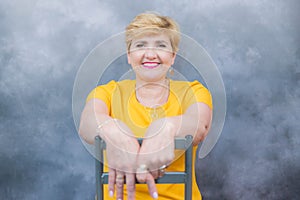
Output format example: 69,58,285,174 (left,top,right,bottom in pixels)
125,12,180,52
